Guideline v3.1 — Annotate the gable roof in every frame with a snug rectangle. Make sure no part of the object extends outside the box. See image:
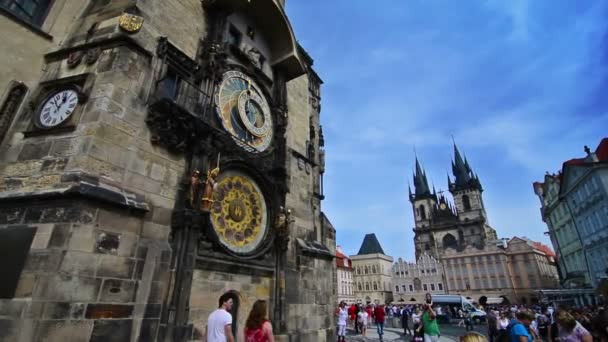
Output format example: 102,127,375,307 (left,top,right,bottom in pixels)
357,233,386,255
